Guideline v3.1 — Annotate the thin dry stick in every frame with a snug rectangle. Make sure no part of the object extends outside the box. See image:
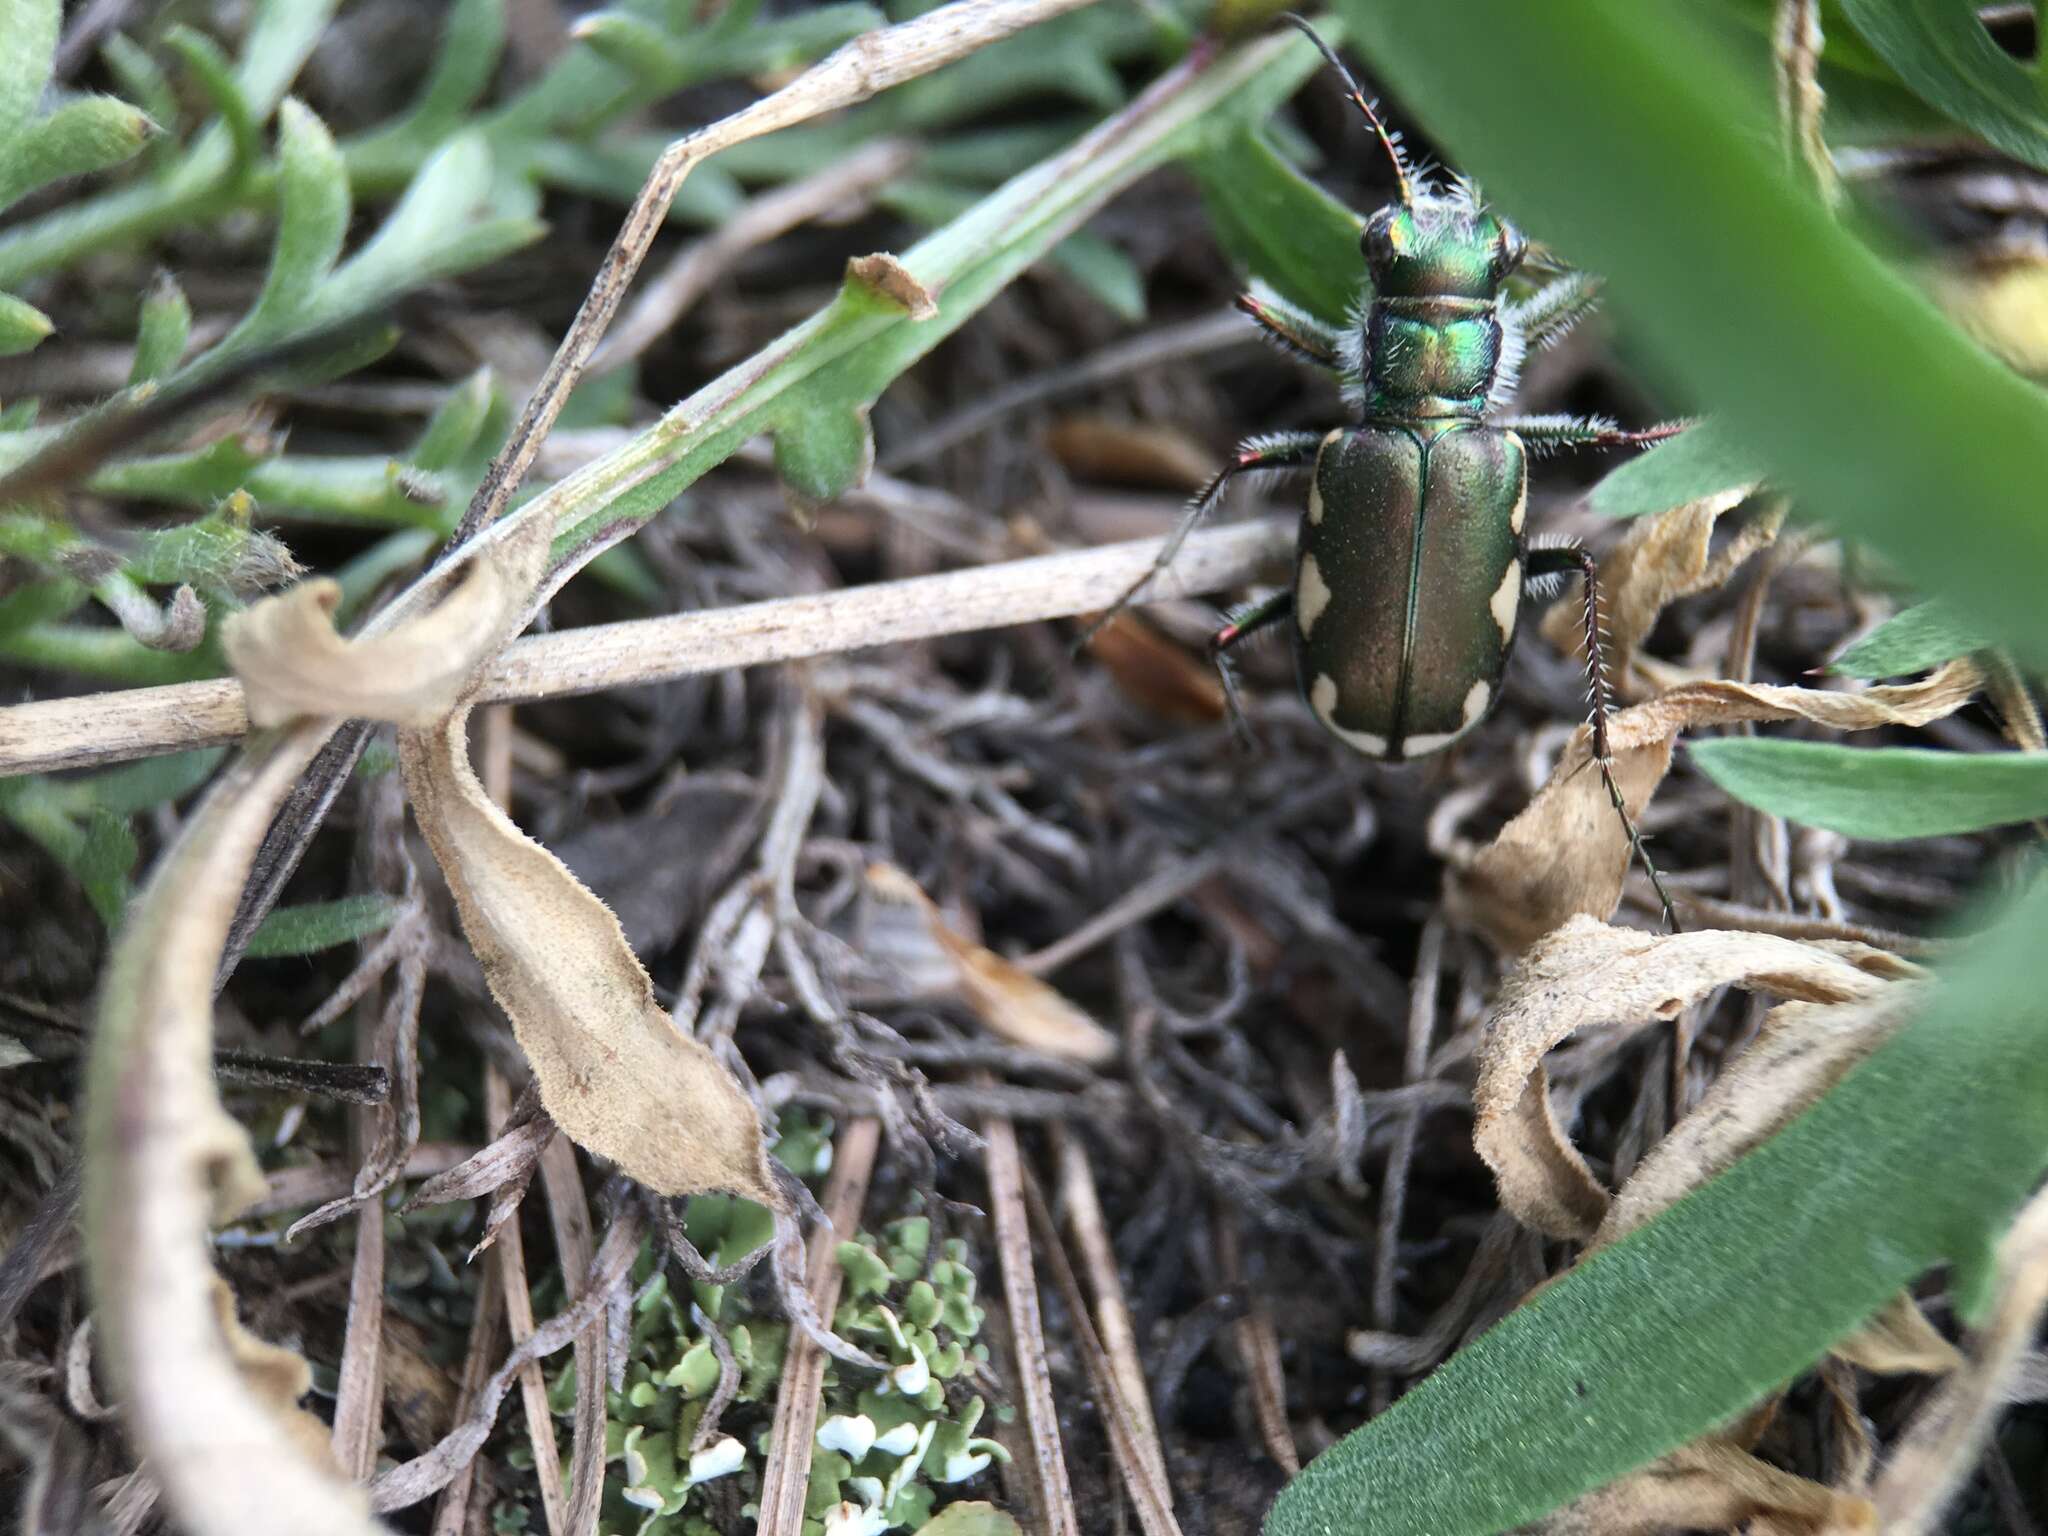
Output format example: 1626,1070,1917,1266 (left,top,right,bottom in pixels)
477,704,572,1536
1214,1212,1297,1475
984,1111,1080,1536
594,139,916,370
1051,1126,1169,1495
536,1134,605,1536
1023,1168,1182,1536
450,0,1106,553
1370,913,1443,1415
329,1005,389,1480
755,1116,881,1536
430,1264,506,1536
2,518,1287,775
